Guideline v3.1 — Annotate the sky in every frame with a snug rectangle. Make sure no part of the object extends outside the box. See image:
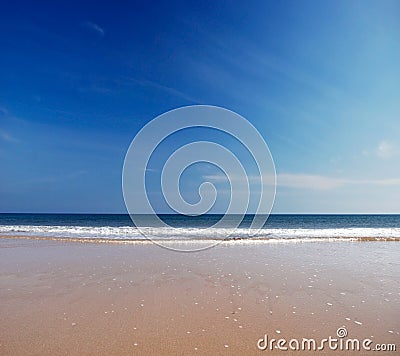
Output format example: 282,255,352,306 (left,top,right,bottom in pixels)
0,0,399,214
